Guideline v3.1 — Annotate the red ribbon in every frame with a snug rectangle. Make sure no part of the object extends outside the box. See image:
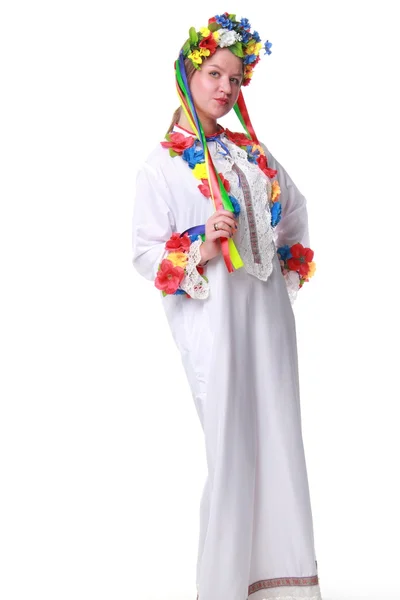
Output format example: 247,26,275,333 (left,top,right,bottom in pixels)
237,91,259,144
